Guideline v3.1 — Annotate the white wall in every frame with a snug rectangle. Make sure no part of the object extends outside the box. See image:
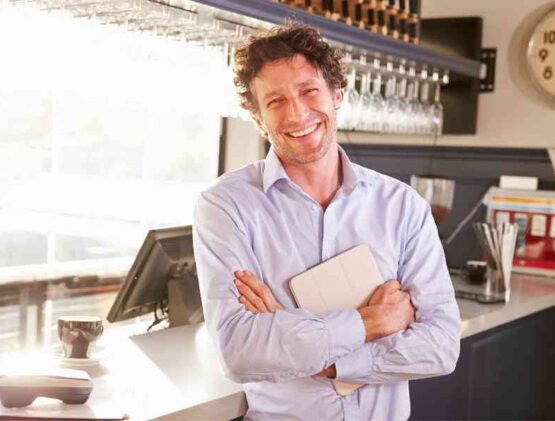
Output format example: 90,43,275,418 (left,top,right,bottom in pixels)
426,0,555,148
223,117,266,172
342,0,555,149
